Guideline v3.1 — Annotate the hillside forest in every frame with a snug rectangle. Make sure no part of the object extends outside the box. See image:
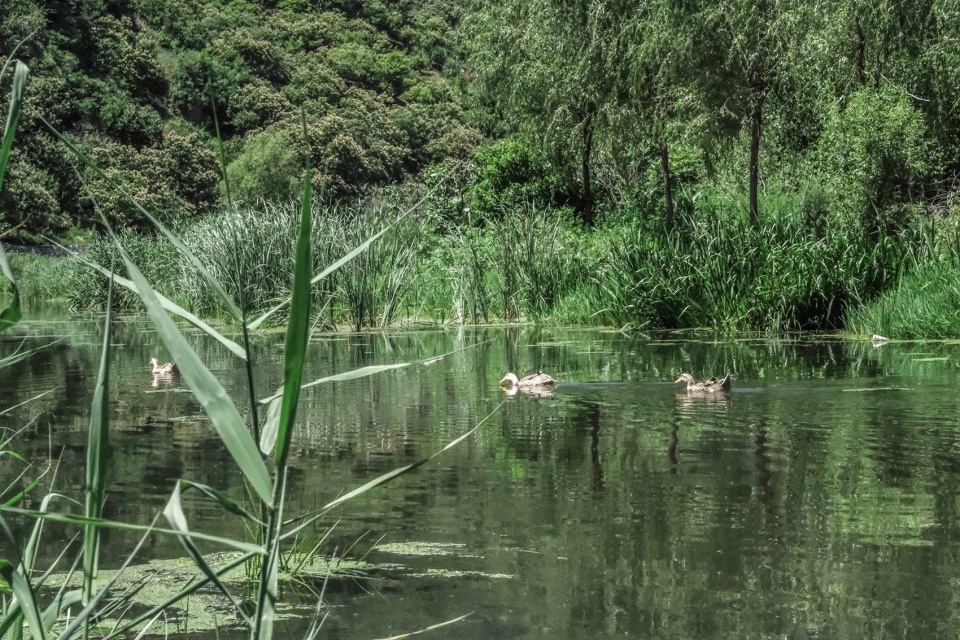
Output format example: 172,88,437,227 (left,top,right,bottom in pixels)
4,0,960,335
